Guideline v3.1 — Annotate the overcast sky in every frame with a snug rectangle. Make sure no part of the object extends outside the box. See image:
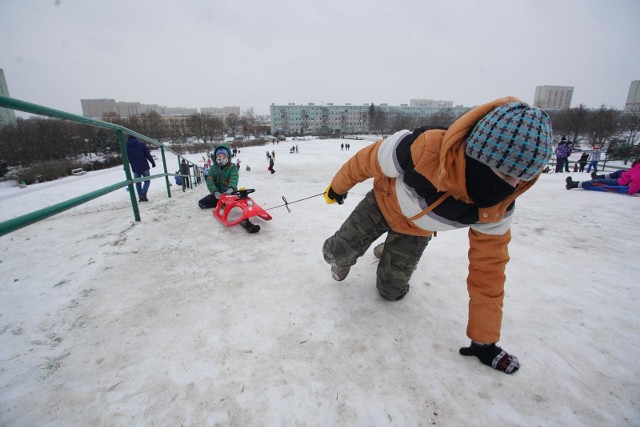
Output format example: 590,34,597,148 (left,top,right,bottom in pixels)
1,0,639,116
